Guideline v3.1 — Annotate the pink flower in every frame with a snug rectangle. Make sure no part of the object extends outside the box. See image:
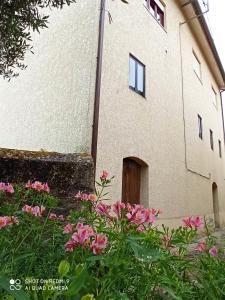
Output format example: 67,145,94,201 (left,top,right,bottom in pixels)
191,216,204,229
100,170,109,181
22,205,33,214
182,217,193,228
75,191,95,202
182,216,204,229
91,234,108,254
32,206,42,217
49,213,58,220
209,246,218,257
0,217,9,229
25,180,50,193
0,182,6,191
195,240,206,252
95,203,112,219
65,239,77,252
32,181,44,192
63,223,73,234
126,206,157,225
22,205,45,217
72,223,95,245
25,180,33,188
0,182,14,193
112,201,125,219
58,215,65,221
0,216,19,229
43,183,50,193
4,184,14,194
